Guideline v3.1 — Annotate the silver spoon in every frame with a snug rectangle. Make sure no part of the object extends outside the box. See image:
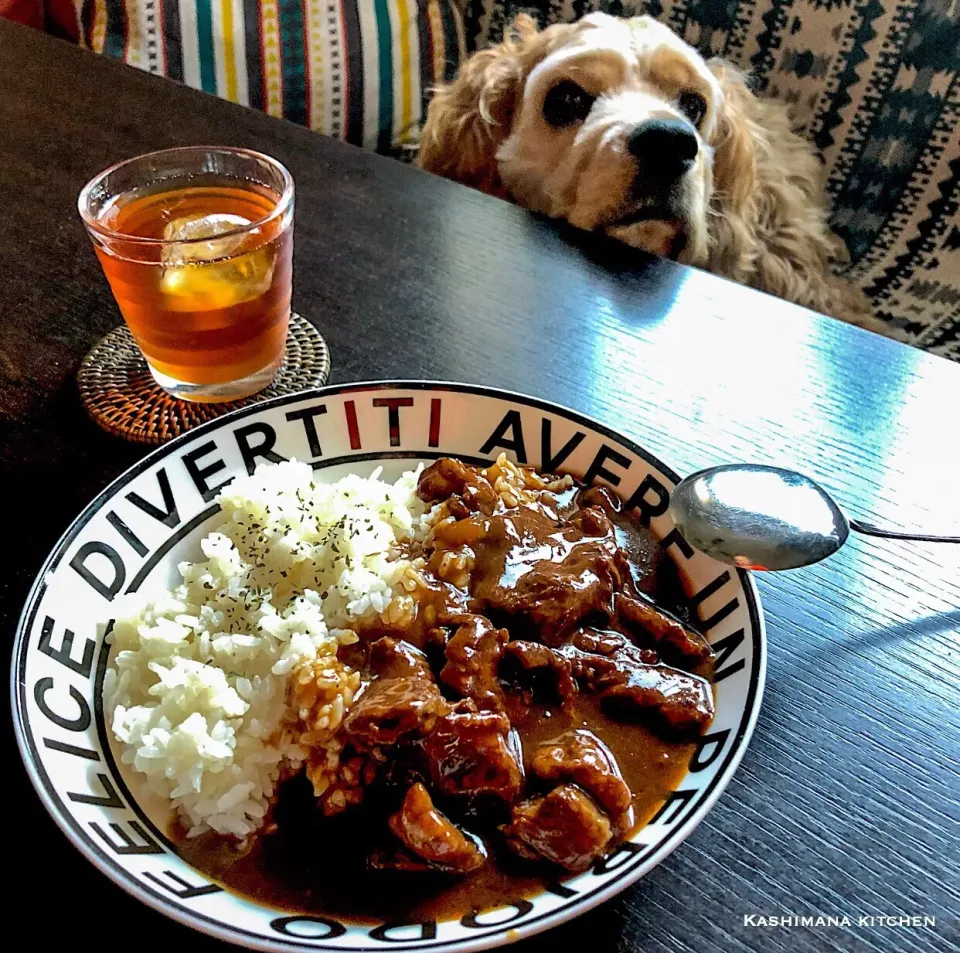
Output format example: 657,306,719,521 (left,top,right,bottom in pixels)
669,464,960,571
